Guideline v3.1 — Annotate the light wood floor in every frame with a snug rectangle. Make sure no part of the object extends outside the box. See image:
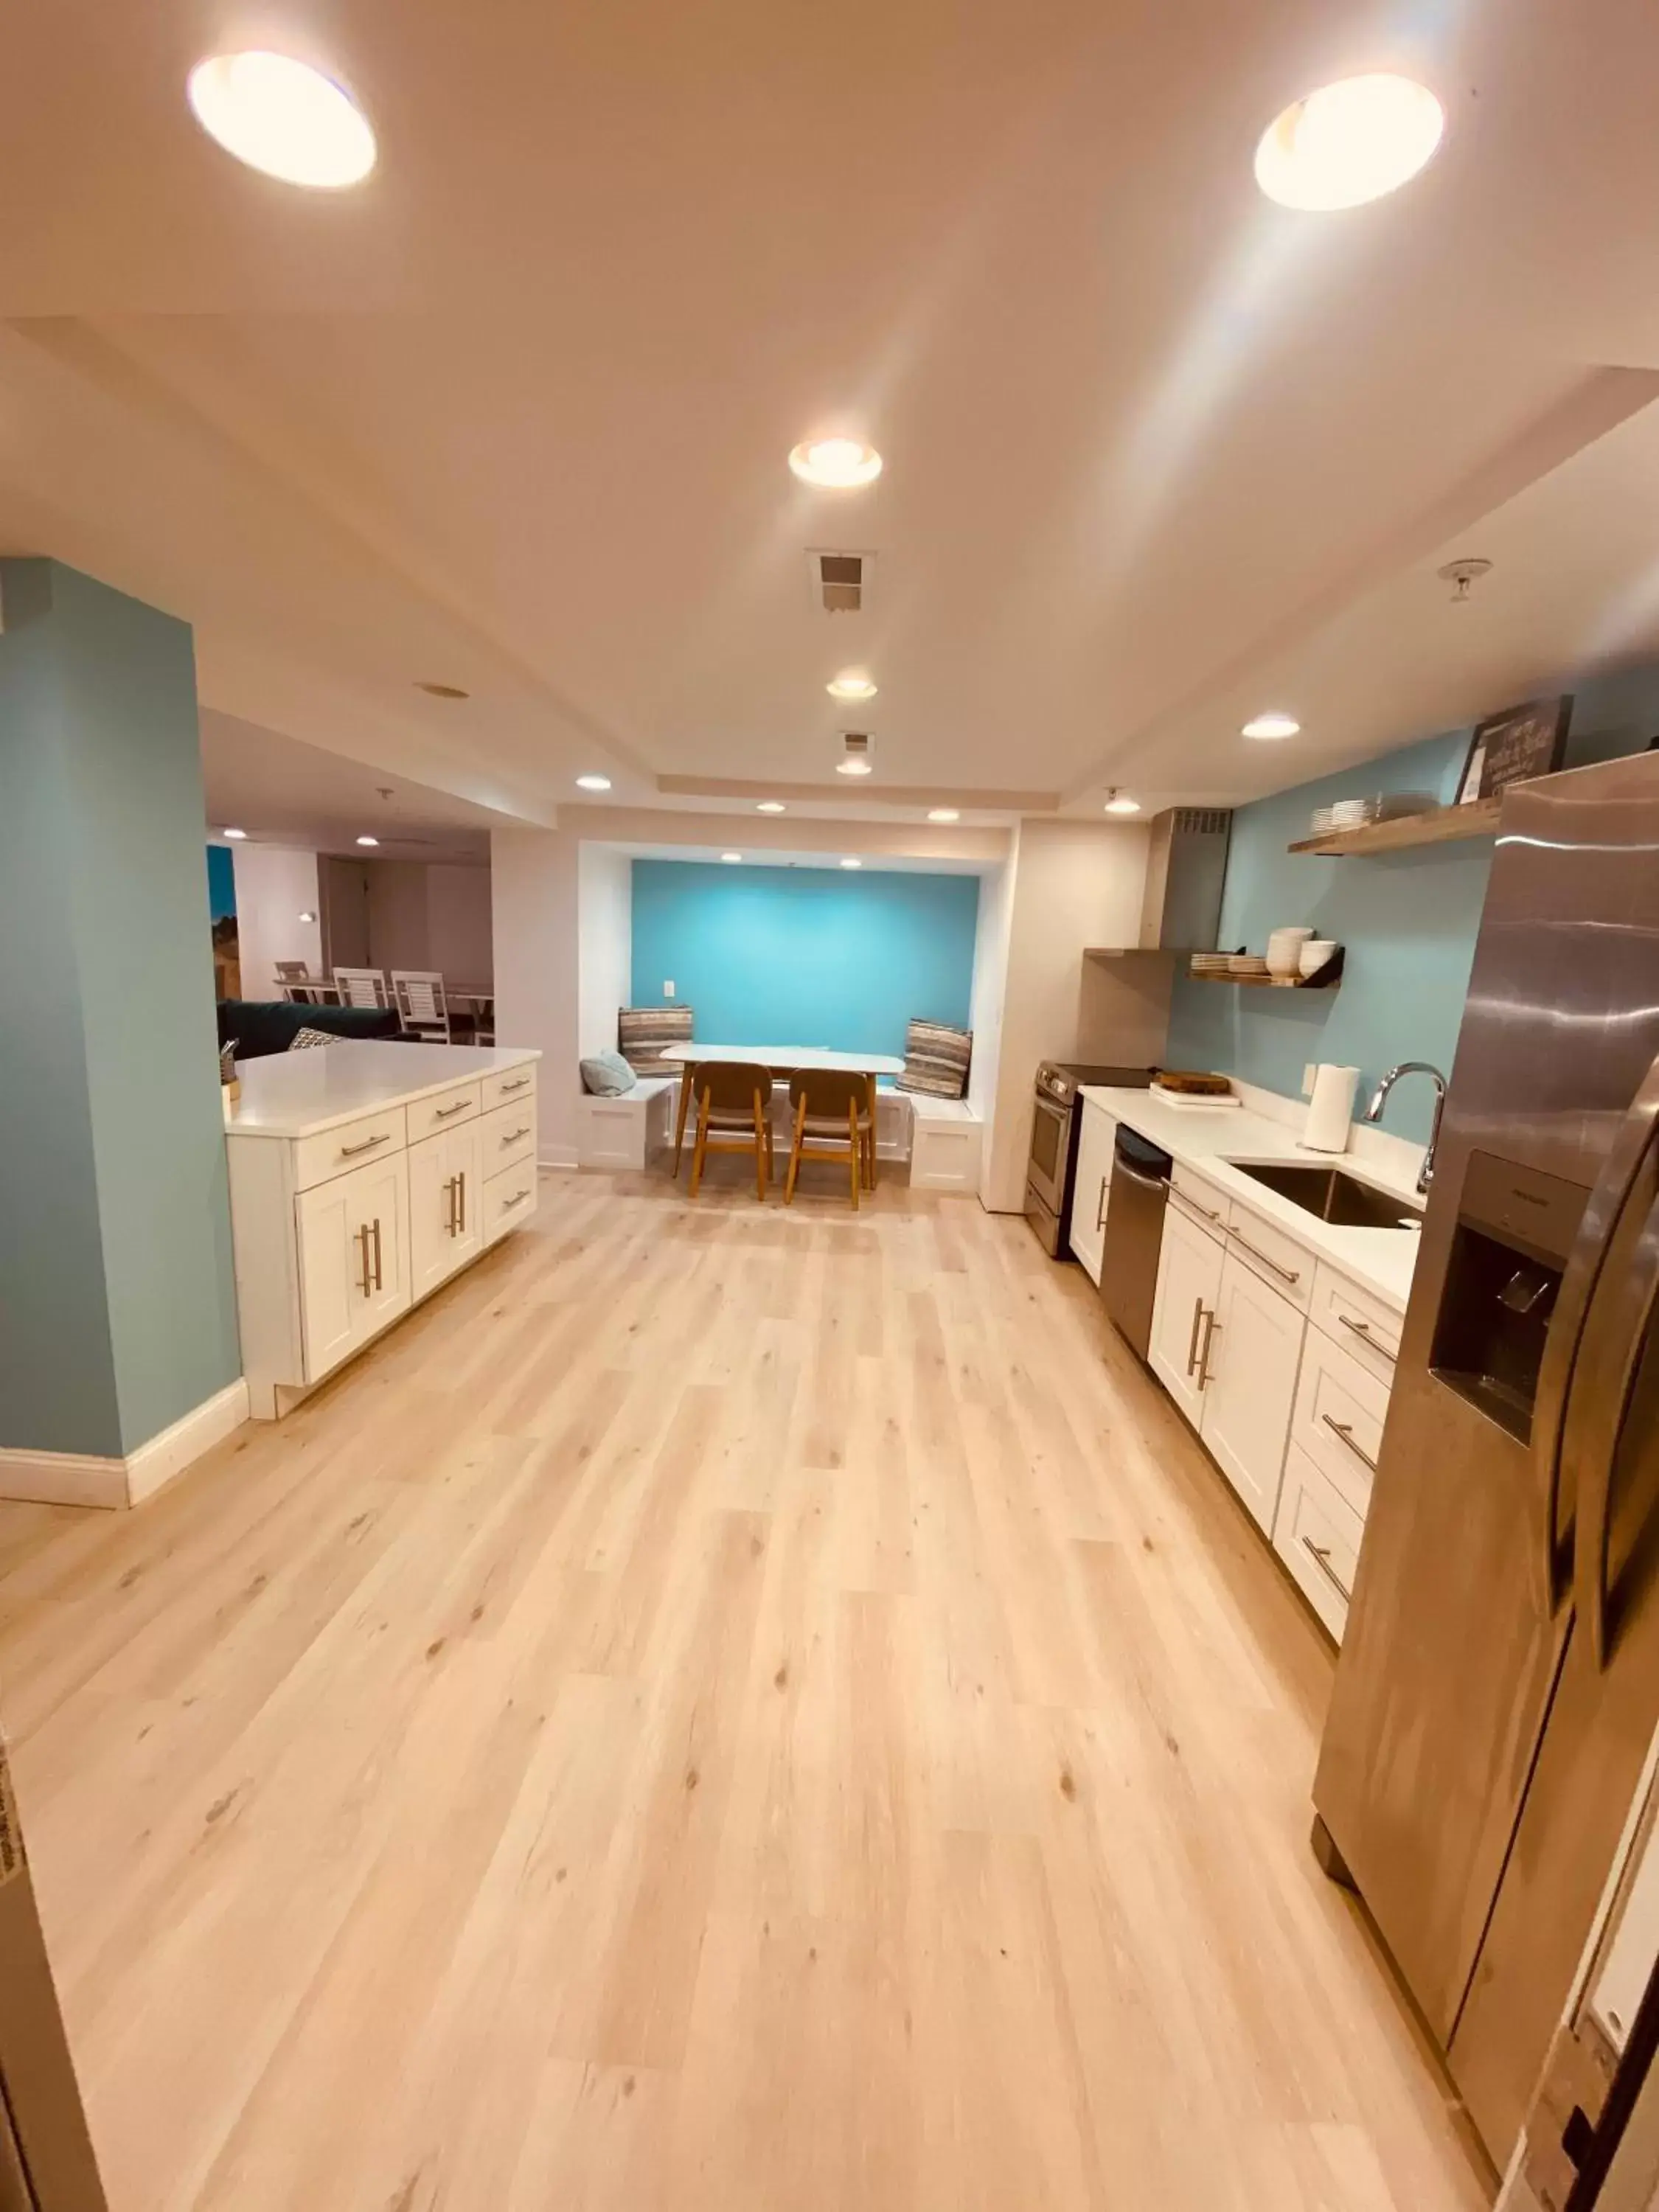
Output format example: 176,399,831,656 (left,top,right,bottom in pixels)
0,1164,1491,2211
